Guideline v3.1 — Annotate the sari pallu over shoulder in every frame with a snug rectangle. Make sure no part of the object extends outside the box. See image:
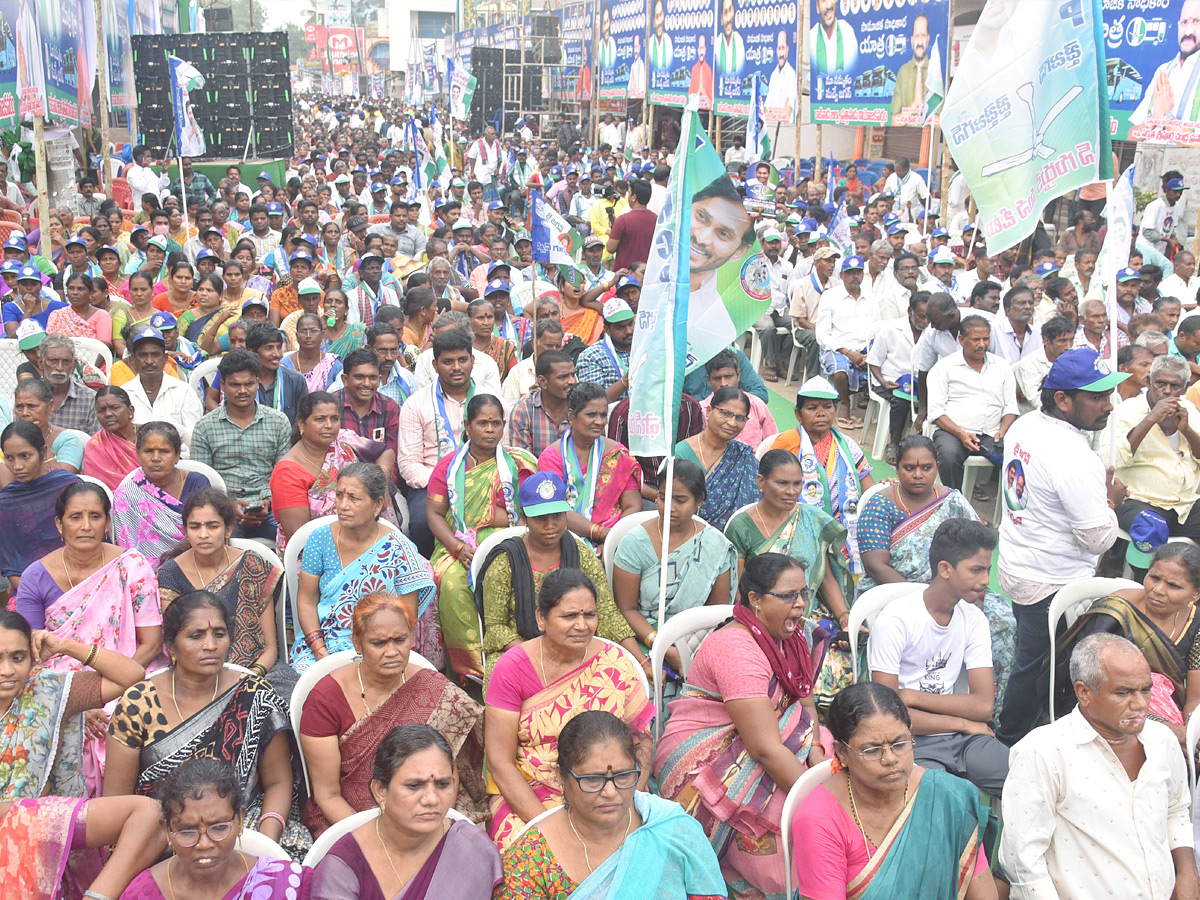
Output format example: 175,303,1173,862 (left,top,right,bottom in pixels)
0,796,104,900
